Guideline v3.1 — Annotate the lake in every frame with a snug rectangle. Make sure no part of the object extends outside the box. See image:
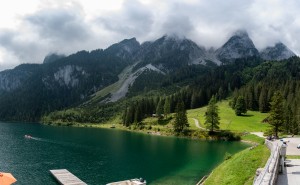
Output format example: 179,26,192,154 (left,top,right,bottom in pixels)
0,122,248,185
